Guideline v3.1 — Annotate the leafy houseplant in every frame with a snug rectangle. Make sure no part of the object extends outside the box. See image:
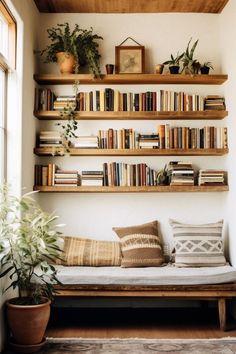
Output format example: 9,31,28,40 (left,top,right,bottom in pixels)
0,184,63,348
163,52,184,74
181,38,200,74
200,61,214,74
39,22,103,77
